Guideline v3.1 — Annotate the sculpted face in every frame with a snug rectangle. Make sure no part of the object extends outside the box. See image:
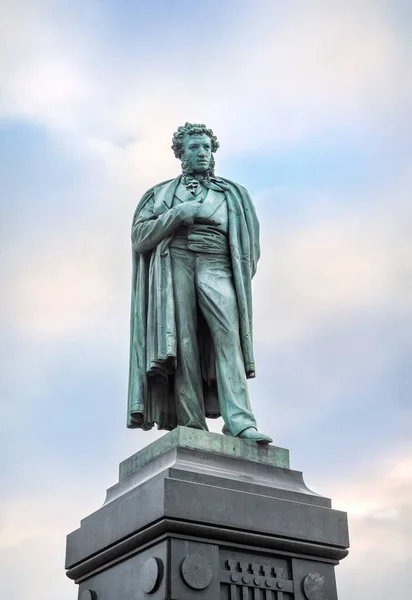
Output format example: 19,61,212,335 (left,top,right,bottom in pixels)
181,133,212,173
